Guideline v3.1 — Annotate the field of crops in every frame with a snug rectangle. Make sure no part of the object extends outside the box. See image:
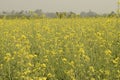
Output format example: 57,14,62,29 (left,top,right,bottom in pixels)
0,18,120,80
